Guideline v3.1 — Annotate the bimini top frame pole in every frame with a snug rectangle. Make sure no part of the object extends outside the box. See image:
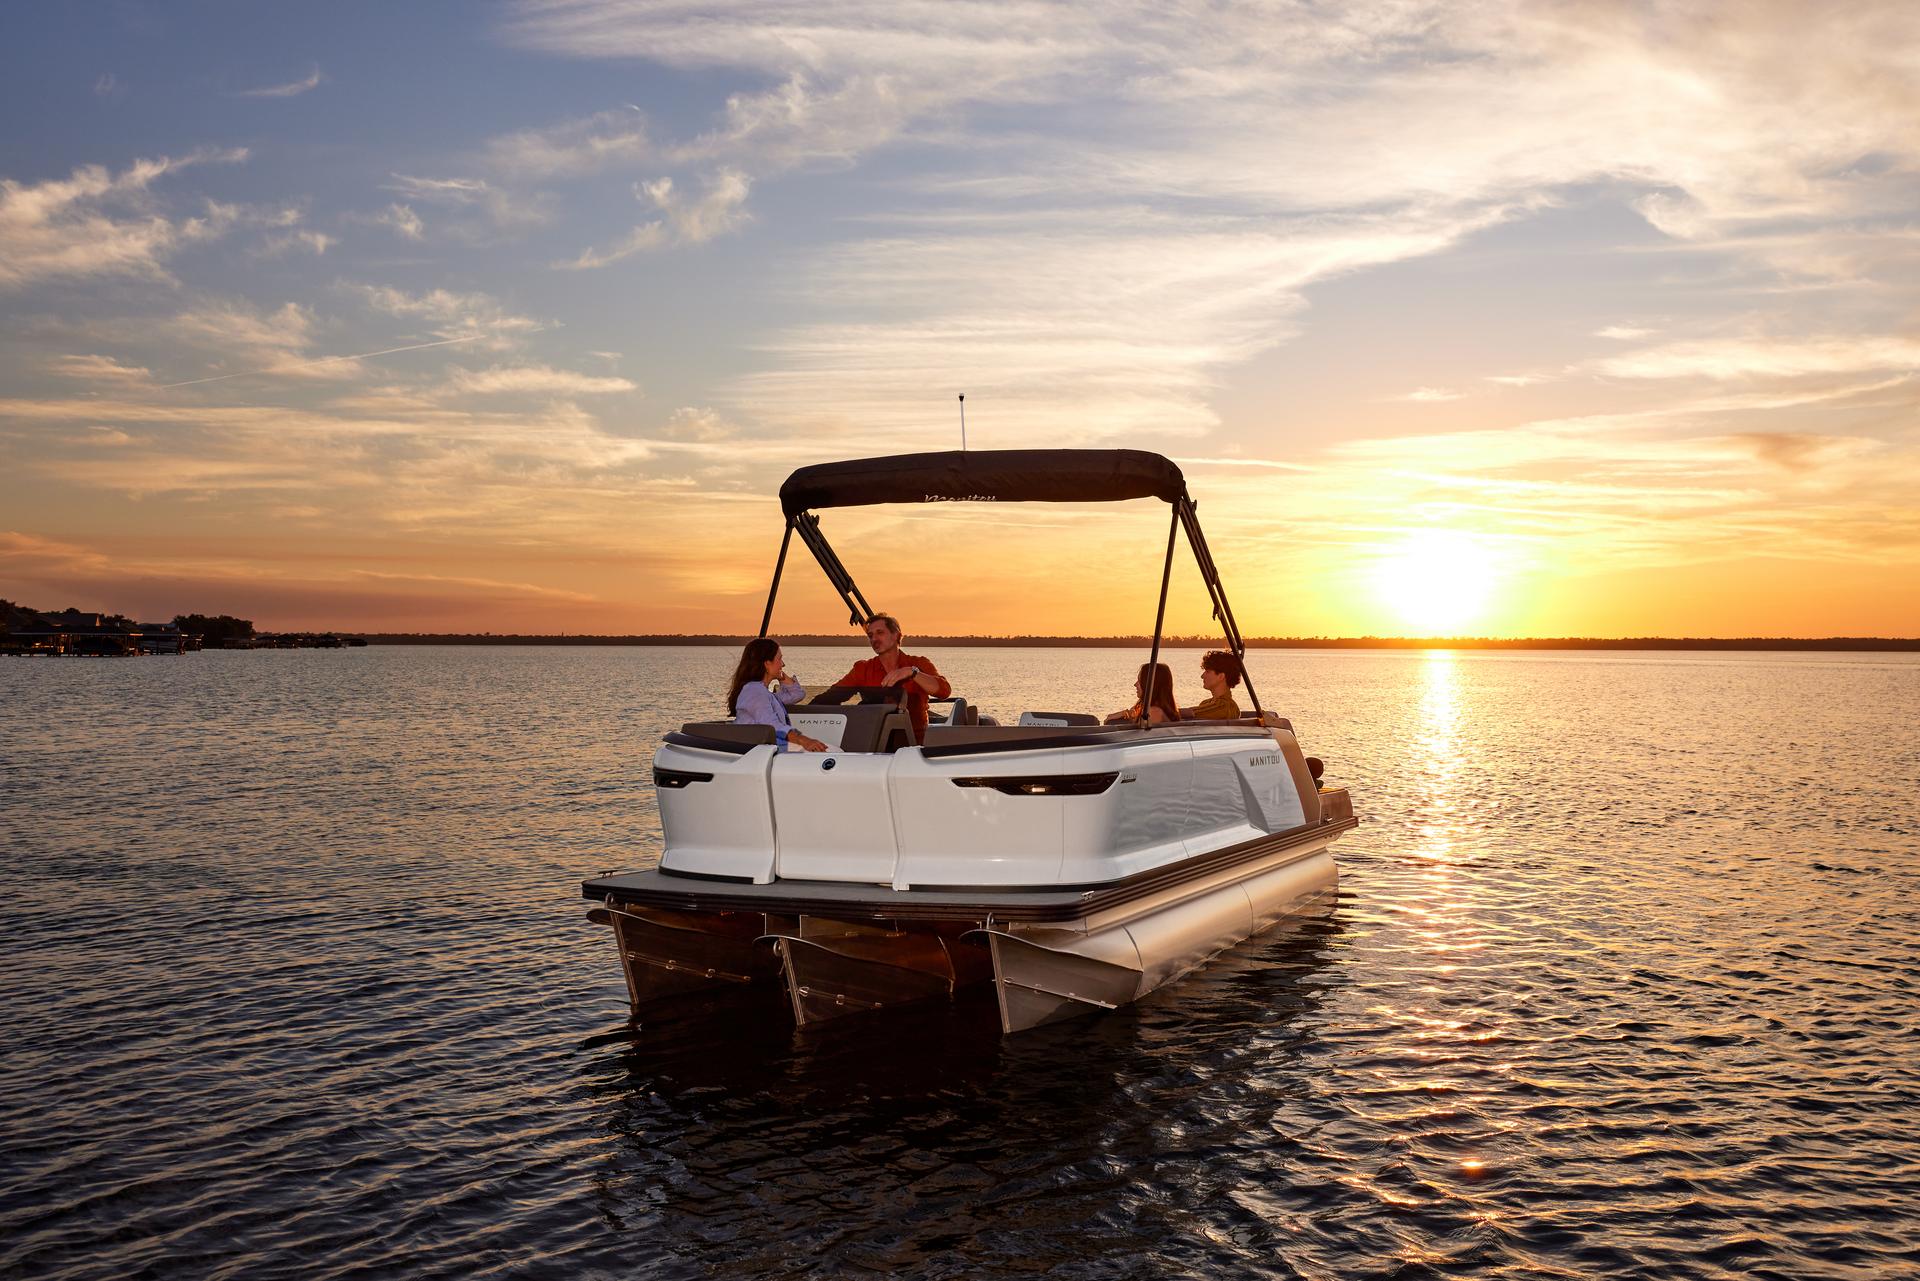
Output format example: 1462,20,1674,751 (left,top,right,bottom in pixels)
1176,495,1263,717
756,518,795,639
757,511,876,637
762,450,1261,713
794,511,874,628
